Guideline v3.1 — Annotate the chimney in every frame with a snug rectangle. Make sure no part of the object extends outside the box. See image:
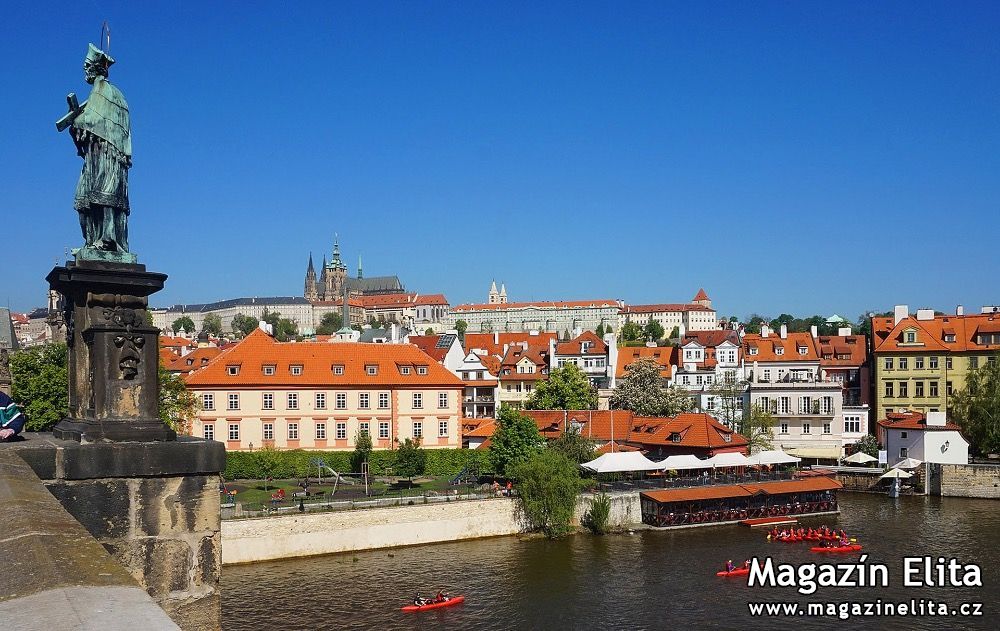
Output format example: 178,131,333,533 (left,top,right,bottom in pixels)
926,411,946,427
645,340,657,348
956,305,964,316
494,332,499,345
761,324,770,338
678,323,686,340
810,325,818,338
838,327,852,336
502,344,509,356
916,309,934,321
780,324,788,339
893,305,909,326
